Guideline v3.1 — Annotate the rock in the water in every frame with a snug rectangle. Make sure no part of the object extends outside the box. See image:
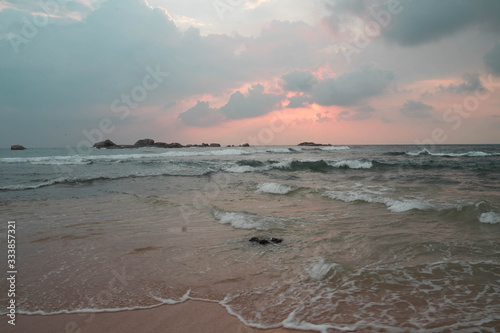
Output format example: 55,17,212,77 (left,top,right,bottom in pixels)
11,145,26,150
241,143,250,147
249,237,283,245
166,142,183,148
154,142,168,148
134,139,155,147
270,237,283,244
297,142,332,147
209,143,221,147
93,139,118,149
